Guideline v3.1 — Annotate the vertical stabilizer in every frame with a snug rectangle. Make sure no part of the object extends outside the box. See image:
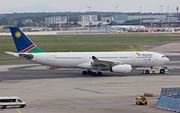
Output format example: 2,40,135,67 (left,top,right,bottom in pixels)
9,27,44,53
